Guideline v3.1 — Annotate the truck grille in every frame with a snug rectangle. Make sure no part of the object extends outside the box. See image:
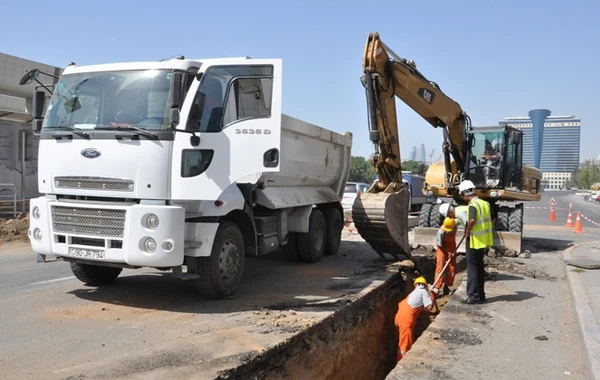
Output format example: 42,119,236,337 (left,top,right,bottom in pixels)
54,177,134,192
52,206,126,237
